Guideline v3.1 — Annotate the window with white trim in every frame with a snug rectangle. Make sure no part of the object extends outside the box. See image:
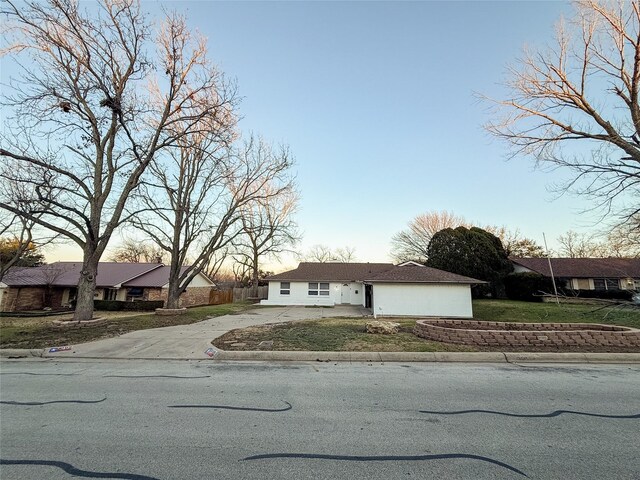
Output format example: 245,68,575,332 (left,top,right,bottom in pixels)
308,282,330,296
280,282,290,295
